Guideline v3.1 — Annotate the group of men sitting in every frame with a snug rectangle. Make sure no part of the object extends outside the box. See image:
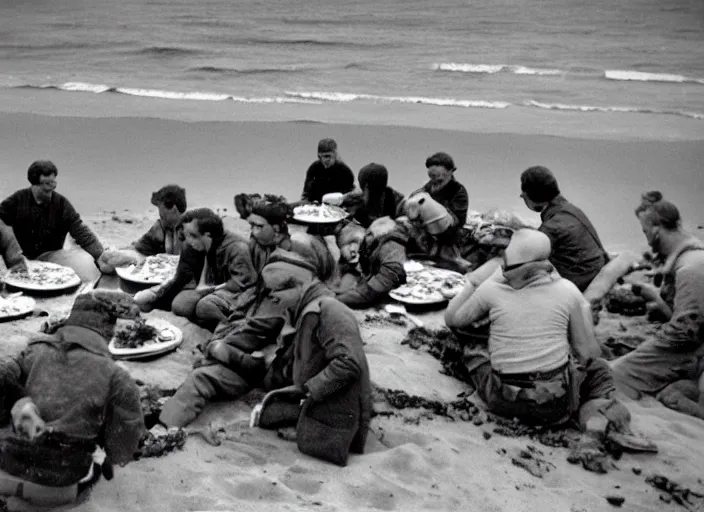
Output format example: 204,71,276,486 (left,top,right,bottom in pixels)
0,140,702,505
